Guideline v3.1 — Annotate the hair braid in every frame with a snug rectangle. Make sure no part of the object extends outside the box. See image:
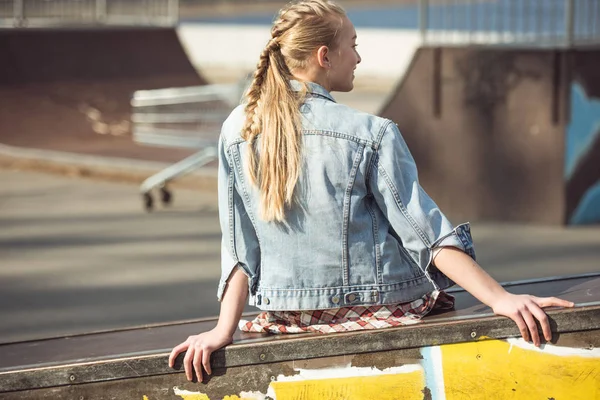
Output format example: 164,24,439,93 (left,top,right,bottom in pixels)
240,0,346,222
